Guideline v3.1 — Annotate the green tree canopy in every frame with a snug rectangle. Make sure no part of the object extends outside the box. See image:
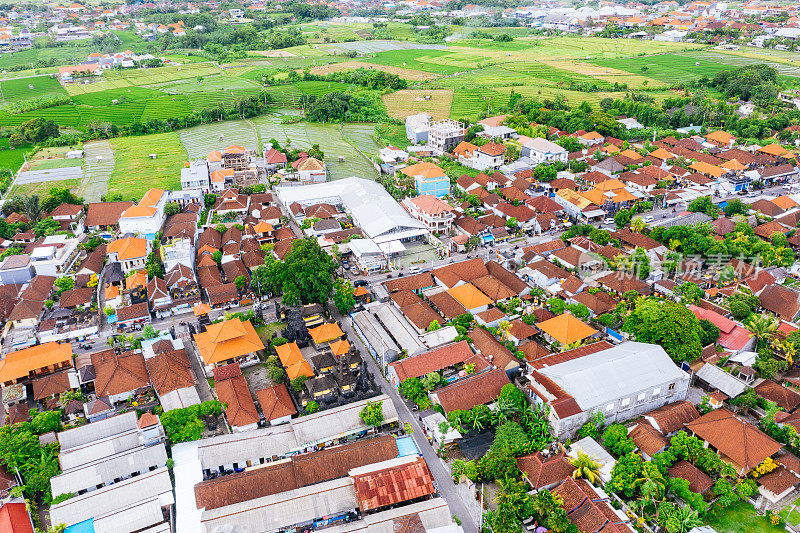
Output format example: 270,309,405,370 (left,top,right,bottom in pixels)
622,299,703,362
